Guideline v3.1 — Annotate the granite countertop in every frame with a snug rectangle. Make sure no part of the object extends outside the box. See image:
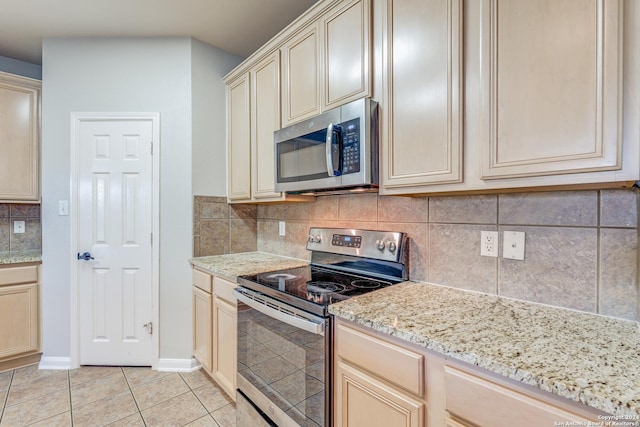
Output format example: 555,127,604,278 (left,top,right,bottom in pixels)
0,250,42,265
329,281,640,418
190,252,308,282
